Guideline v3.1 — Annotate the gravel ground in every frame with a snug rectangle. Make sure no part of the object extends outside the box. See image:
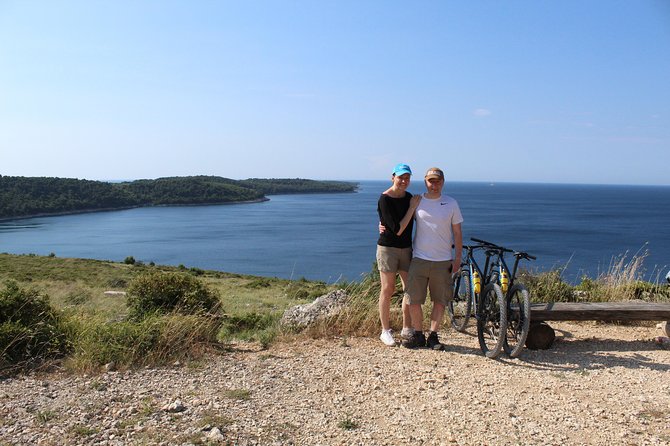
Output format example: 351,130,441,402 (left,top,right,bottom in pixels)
1,322,669,446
